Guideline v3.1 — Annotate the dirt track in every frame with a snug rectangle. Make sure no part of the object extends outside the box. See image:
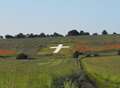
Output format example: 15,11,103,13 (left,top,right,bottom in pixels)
54,57,98,88
77,57,98,88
